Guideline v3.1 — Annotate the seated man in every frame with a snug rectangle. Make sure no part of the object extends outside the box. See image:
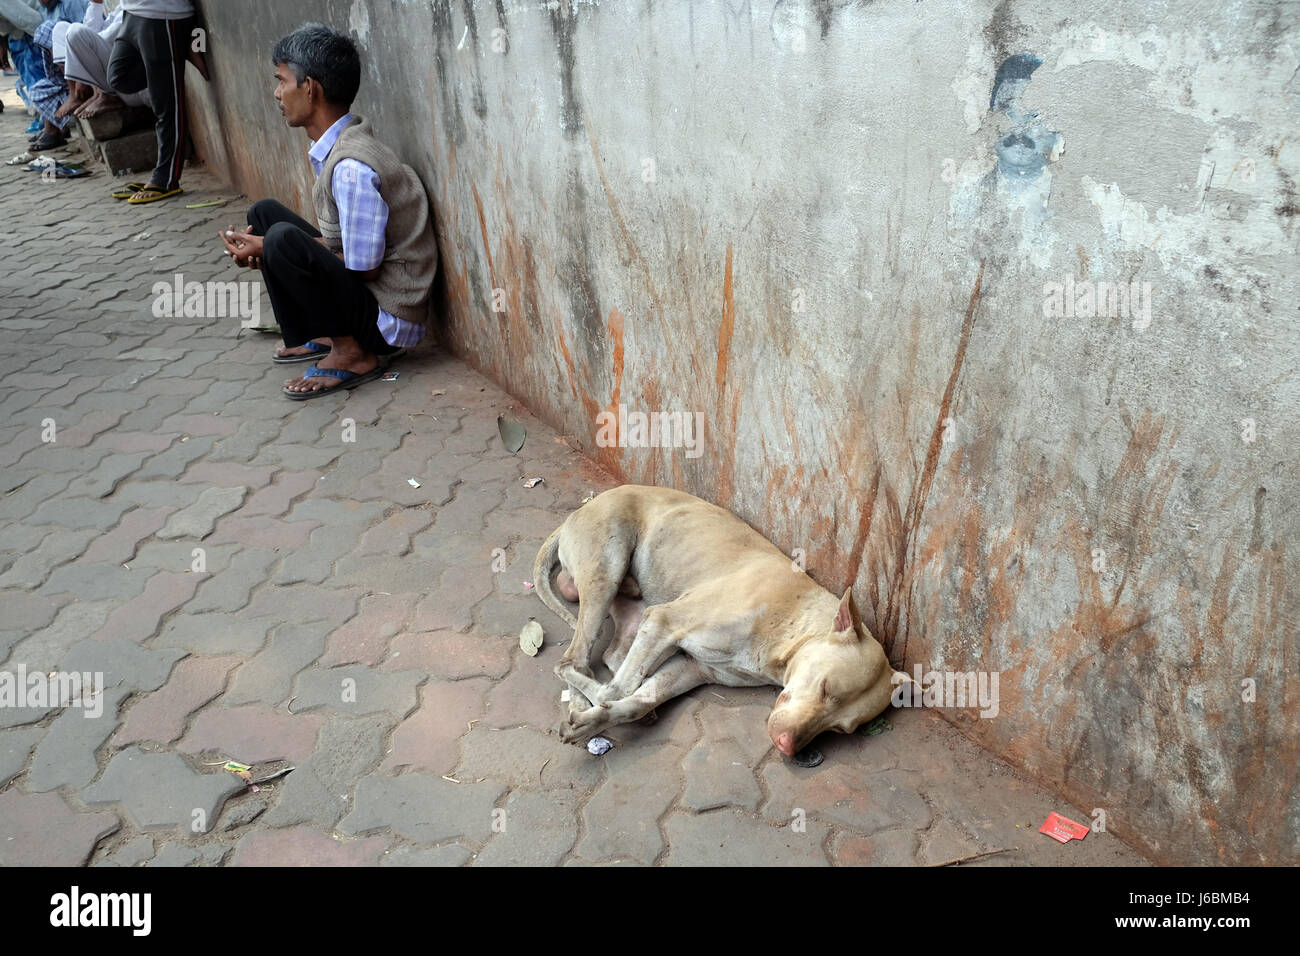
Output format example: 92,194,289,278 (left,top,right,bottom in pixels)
219,22,438,400
23,0,88,148
57,1,150,119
